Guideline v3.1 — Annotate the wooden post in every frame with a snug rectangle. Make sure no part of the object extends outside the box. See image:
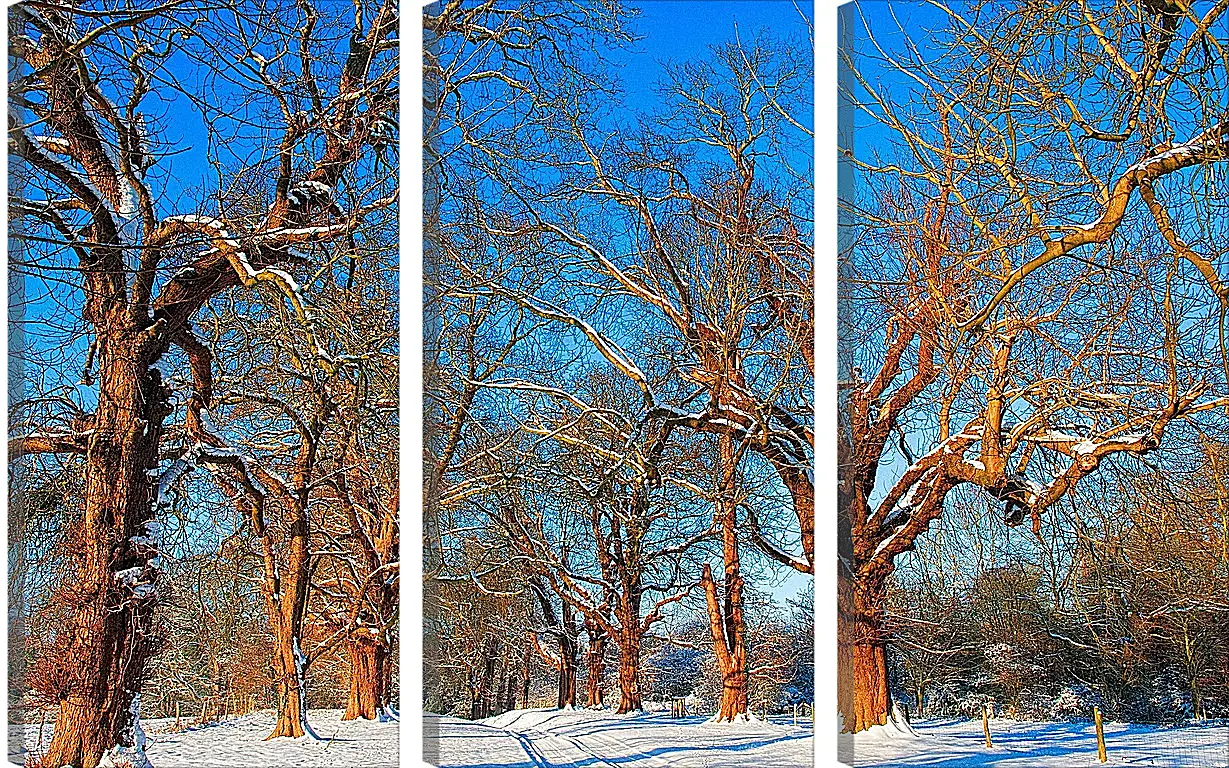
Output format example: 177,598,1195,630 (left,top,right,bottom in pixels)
200,699,207,724
982,705,992,749
175,701,181,729
1094,706,1107,763
793,703,798,727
